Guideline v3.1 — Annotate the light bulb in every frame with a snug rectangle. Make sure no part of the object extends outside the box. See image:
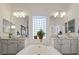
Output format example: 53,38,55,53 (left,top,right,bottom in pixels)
60,12,66,18
13,10,26,18
54,12,59,17
11,25,16,29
